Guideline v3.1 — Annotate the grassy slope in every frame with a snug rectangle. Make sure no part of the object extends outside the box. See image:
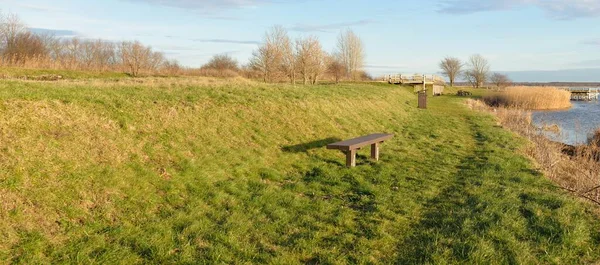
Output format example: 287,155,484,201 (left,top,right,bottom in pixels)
0,67,130,79
0,78,598,264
